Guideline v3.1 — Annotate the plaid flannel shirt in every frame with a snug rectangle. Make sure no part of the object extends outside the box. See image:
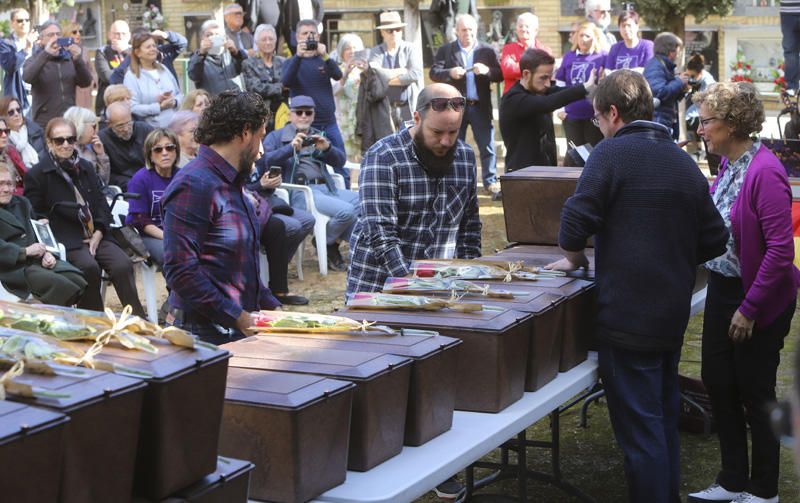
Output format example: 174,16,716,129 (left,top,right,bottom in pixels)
346,128,482,296
163,145,279,329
